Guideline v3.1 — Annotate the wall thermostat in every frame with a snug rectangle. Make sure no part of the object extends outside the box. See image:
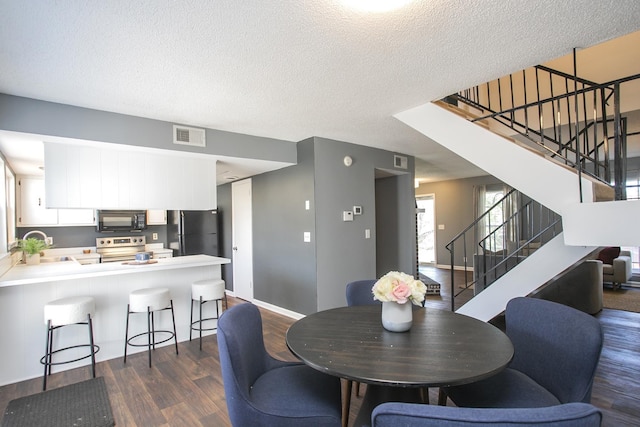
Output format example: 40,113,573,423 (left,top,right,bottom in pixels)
343,155,353,167
343,211,354,221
